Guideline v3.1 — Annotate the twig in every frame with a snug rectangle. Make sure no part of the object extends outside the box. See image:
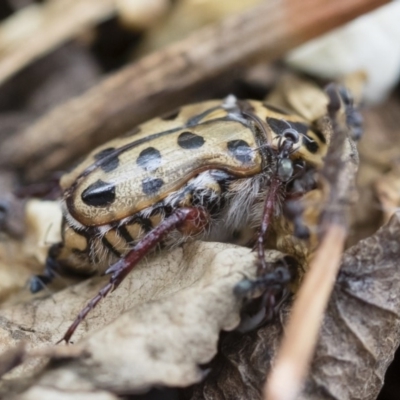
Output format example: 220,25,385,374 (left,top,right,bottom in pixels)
0,0,115,86
264,224,346,400
0,0,388,181
264,84,359,400
0,342,26,378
